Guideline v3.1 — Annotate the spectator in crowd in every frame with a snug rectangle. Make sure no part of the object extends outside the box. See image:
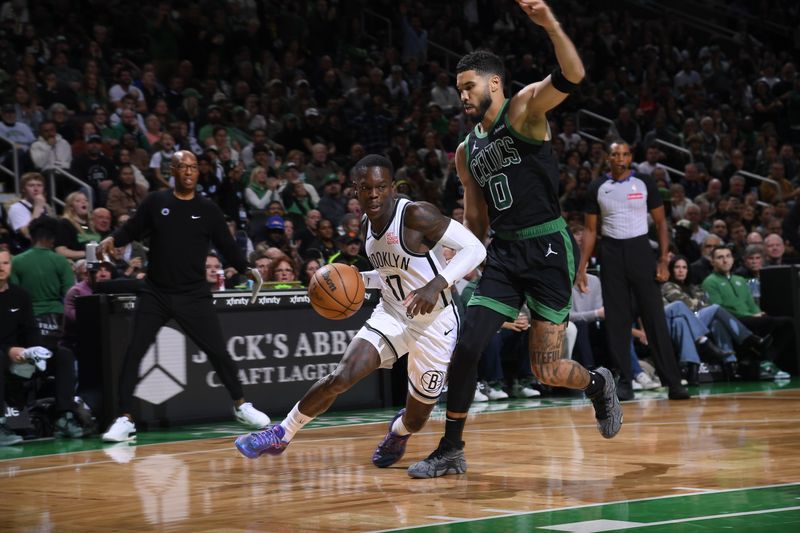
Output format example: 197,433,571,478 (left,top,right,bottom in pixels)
304,218,337,264
54,191,99,260
10,216,74,348
244,166,281,215
267,255,300,288
734,244,765,279
148,132,176,189
70,134,115,202
30,120,72,171
763,233,792,265
205,252,226,291
684,204,709,246
298,257,321,287
663,256,770,380
317,173,347,226
330,235,371,271
107,243,147,280
702,246,793,379
5,172,52,253
91,207,113,239
670,184,695,222
0,248,85,444
304,143,339,190
105,164,148,219
0,102,36,149
429,72,460,117
690,234,723,284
